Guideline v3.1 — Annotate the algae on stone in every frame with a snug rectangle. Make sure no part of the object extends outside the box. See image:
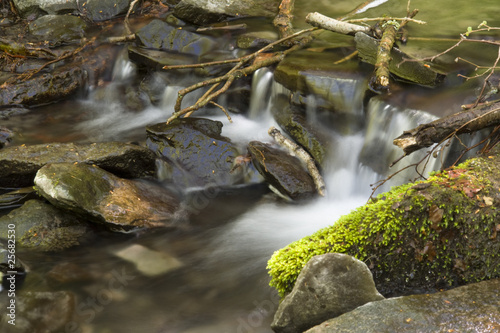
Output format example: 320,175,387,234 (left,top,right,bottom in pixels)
268,153,500,297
